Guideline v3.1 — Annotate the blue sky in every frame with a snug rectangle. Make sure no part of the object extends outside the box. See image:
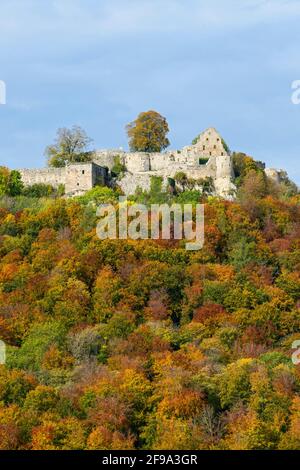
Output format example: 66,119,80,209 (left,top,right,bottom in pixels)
0,0,300,183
